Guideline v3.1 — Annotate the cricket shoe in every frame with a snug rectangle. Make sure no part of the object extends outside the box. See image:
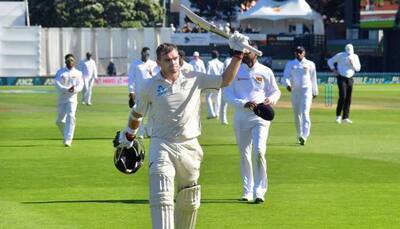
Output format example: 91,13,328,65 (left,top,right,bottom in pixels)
64,140,72,147
335,116,342,124
299,137,306,146
342,118,353,124
254,197,264,204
